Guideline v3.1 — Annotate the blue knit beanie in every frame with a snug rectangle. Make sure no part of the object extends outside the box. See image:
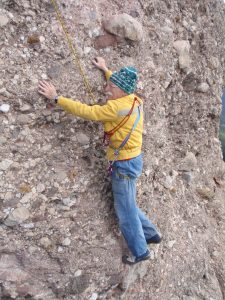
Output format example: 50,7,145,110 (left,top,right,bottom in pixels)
109,67,138,94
